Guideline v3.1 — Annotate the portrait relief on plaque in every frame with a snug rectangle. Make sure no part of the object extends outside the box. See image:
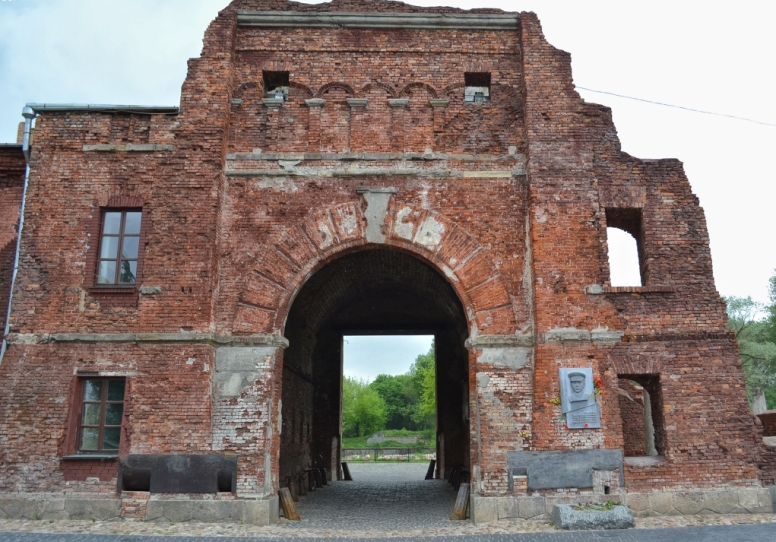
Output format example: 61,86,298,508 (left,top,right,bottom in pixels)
559,367,601,429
